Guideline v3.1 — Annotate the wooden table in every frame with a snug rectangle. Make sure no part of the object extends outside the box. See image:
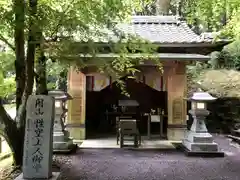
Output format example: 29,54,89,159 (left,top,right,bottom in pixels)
145,114,166,140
